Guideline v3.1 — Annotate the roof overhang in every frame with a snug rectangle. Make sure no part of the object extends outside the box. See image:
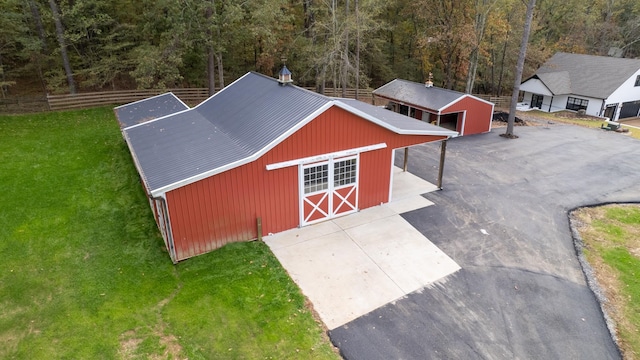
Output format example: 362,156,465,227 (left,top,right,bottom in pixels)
372,93,442,113
520,76,554,96
333,100,458,136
